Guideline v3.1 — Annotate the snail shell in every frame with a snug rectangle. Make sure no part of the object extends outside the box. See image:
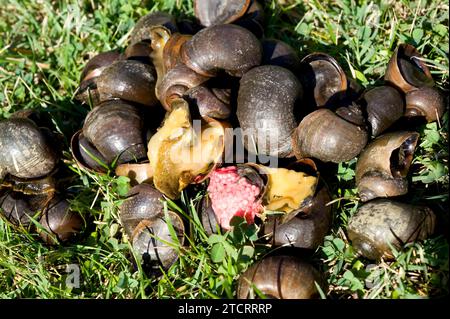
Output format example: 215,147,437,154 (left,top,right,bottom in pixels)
237,65,302,158
70,130,109,173
95,60,159,108
76,51,123,104
355,131,419,202
129,12,178,45
384,44,434,93
293,108,368,163
0,191,35,226
348,199,435,260
0,118,59,180
119,184,185,271
38,198,83,245
237,255,323,299
263,185,332,250
82,100,147,166
181,24,262,77
361,86,404,137
405,86,446,123
298,52,348,108
194,0,251,27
